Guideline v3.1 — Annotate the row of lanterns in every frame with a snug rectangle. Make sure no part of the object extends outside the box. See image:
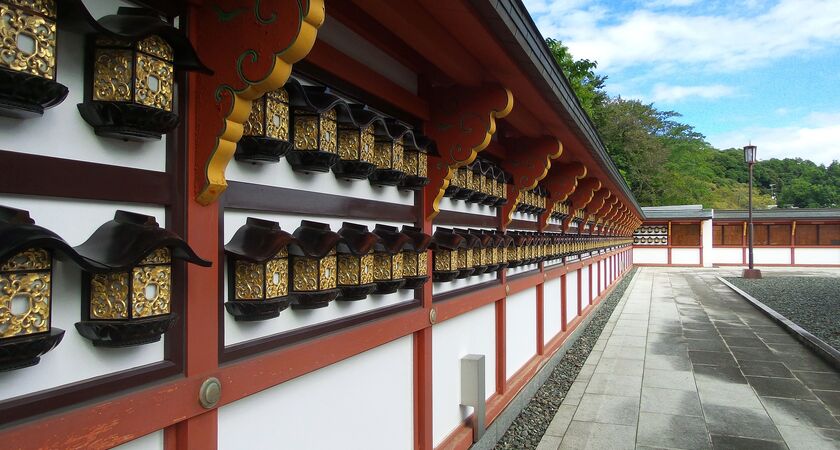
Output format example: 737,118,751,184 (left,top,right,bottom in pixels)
0,205,210,372
235,78,435,191
224,220,432,322
0,0,210,140
430,227,633,283
516,186,549,216
633,226,669,246
550,202,571,220
444,158,509,207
